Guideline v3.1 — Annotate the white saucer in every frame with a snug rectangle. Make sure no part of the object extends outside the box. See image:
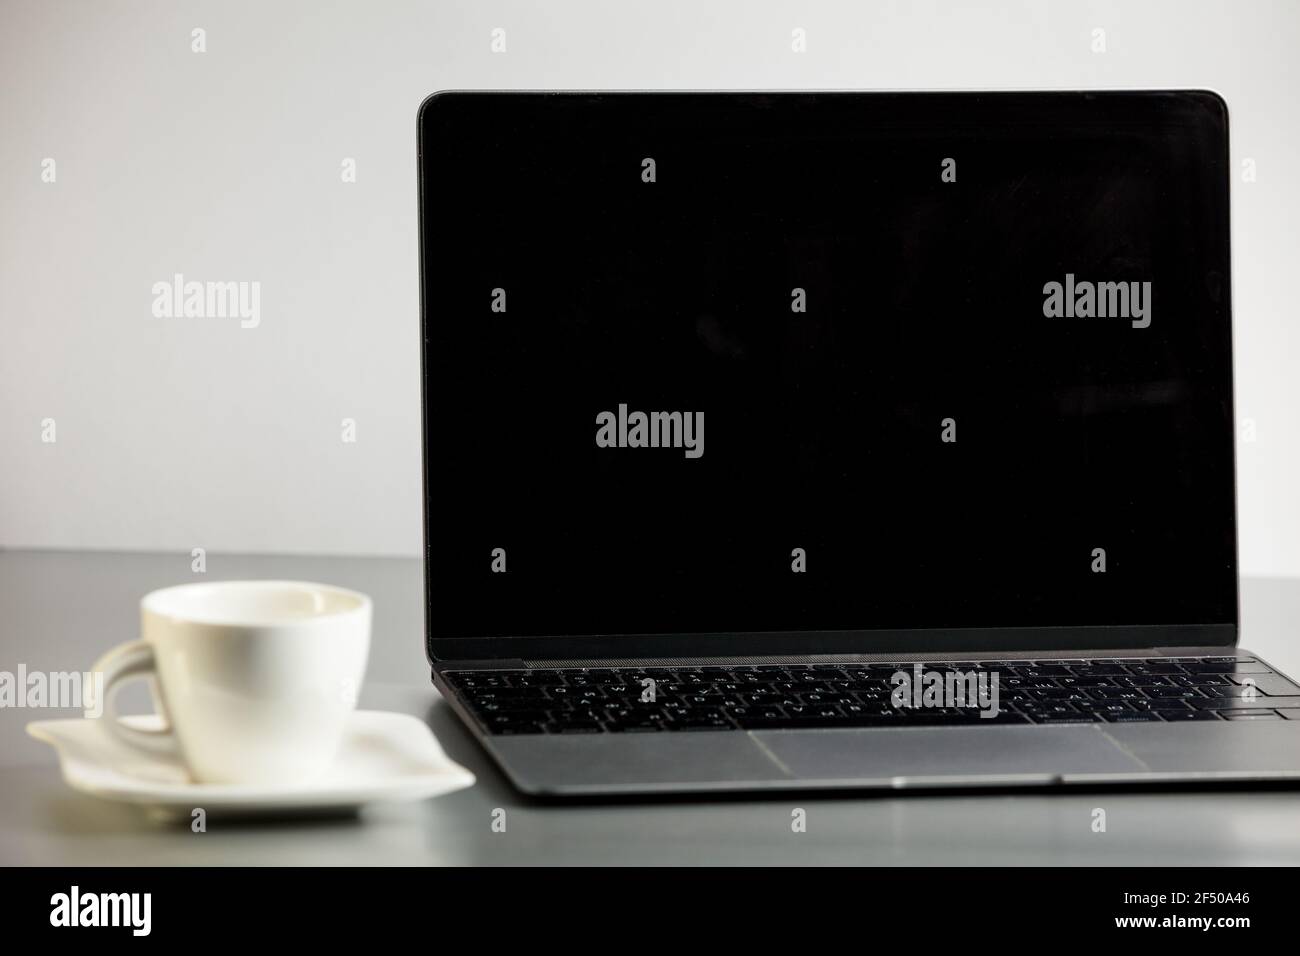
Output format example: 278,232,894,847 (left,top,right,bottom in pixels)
27,710,476,816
